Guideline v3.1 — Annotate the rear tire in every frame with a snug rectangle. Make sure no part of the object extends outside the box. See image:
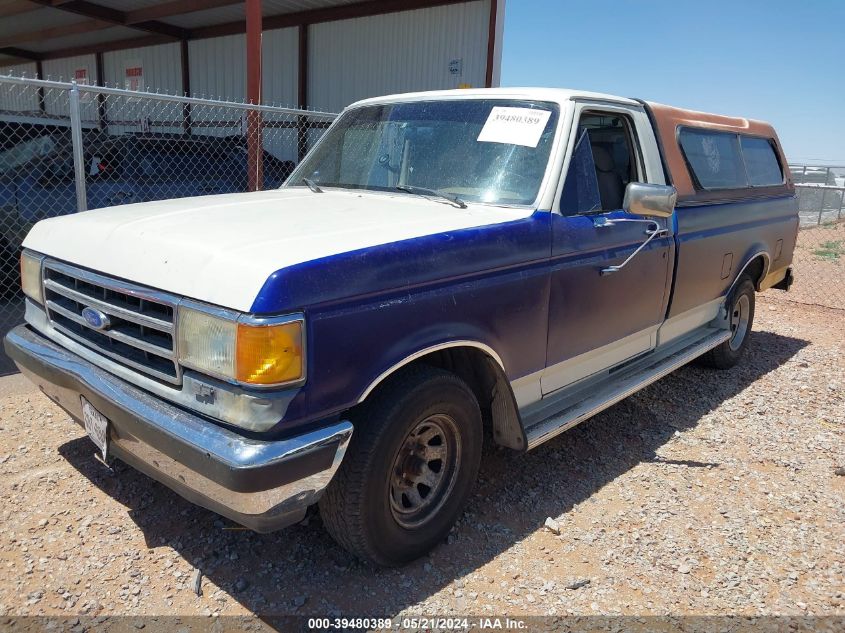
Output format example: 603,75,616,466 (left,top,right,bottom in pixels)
319,365,483,566
698,274,756,370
